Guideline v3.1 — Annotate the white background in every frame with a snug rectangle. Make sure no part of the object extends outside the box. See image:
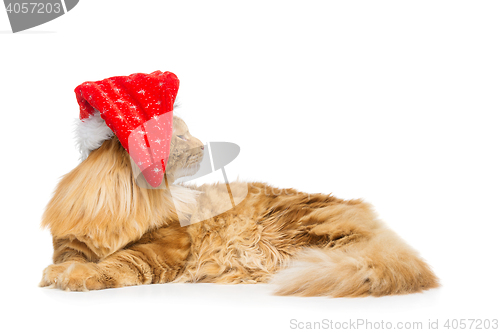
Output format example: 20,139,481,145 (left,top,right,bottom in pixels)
1,1,499,332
